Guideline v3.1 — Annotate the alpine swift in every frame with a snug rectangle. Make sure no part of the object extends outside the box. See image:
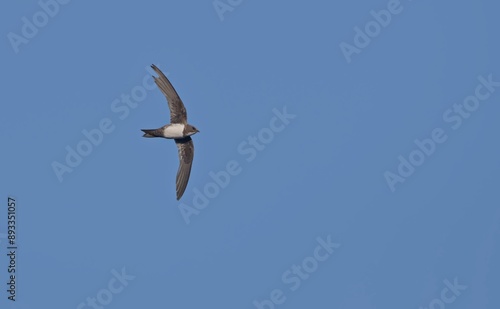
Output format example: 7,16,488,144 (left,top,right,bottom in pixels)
142,64,199,200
